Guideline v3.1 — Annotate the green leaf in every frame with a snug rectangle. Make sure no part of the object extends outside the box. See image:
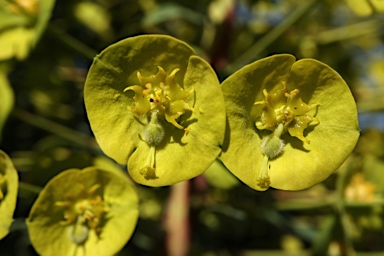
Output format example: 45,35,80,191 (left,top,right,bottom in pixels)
220,54,360,191
0,150,19,240
84,35,226,186
27,167,139,256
